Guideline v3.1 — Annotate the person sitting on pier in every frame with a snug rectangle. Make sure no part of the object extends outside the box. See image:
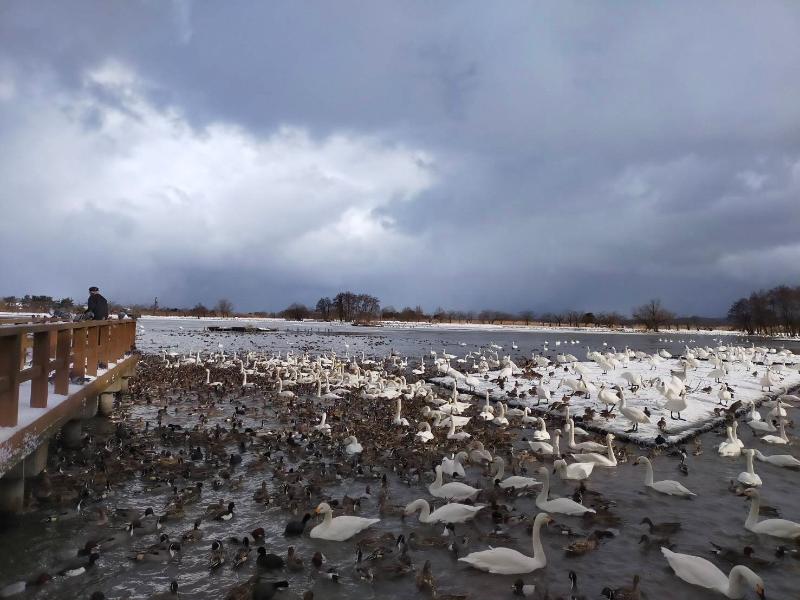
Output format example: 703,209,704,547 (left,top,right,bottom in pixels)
86,286,109,321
